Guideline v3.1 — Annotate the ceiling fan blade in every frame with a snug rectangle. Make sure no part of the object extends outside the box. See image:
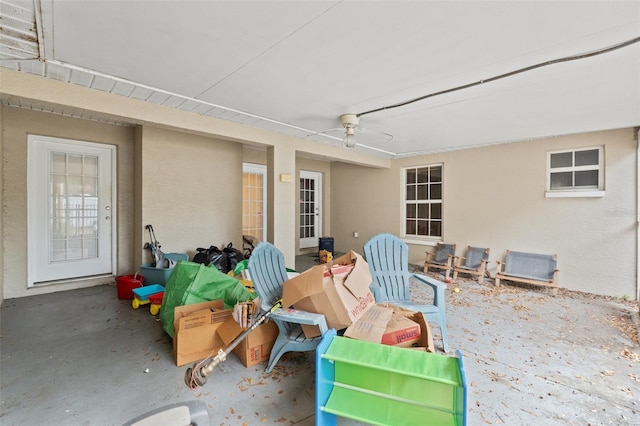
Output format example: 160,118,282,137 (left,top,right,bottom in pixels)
306,127,343,138
357,126,394,141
